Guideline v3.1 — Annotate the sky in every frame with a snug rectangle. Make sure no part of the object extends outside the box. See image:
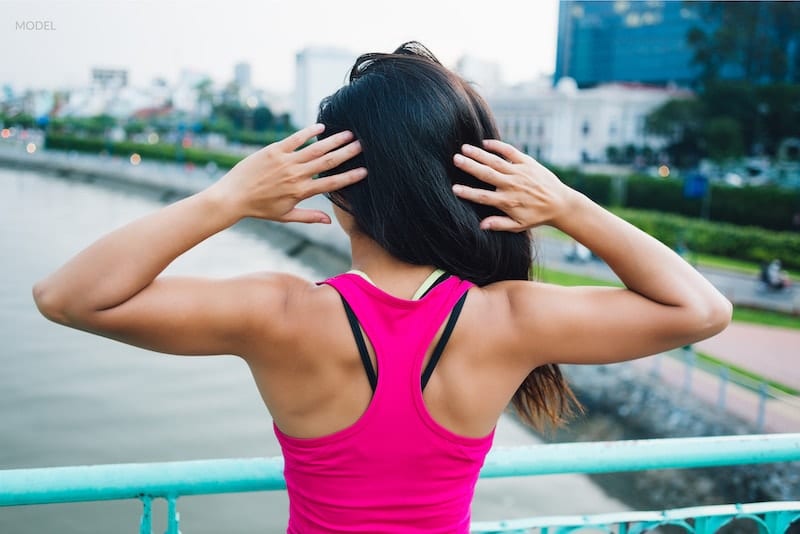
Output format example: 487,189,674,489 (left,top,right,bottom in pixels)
2,0,560,94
